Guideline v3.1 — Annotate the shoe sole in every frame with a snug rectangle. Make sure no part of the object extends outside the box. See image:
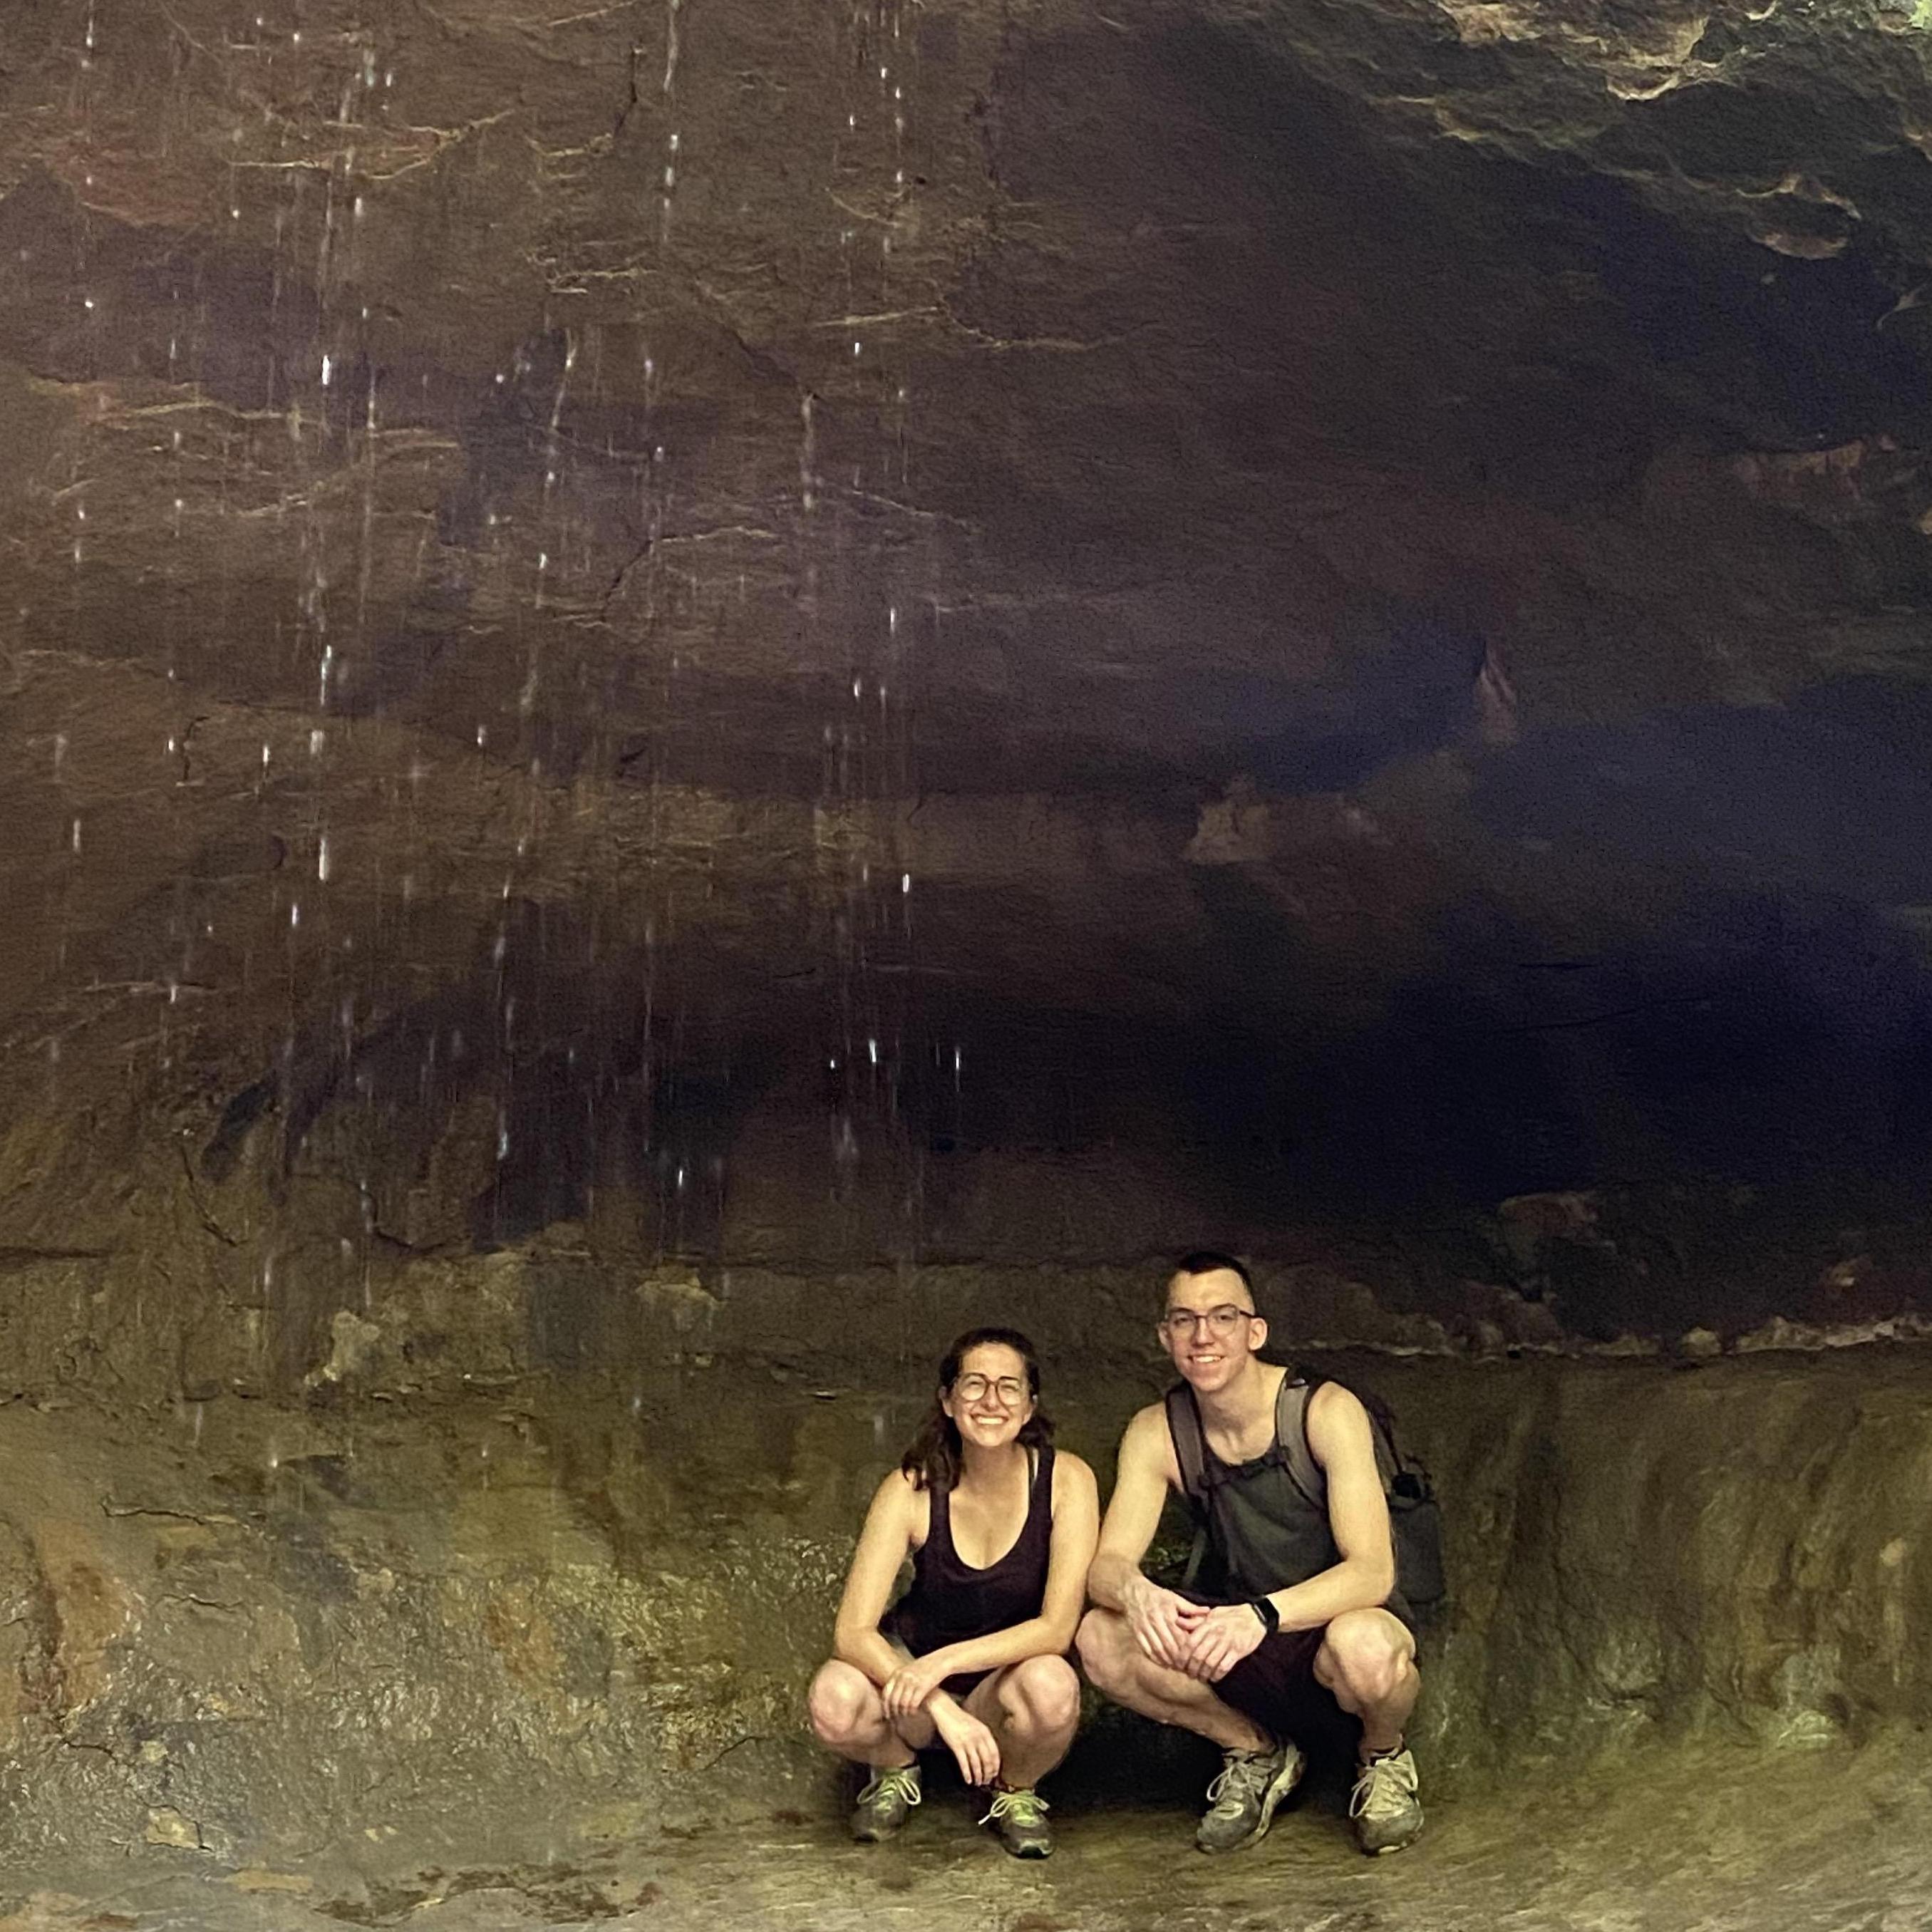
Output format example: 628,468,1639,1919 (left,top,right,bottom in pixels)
1362,1818,1424,1856
1196,1747,1307,1856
